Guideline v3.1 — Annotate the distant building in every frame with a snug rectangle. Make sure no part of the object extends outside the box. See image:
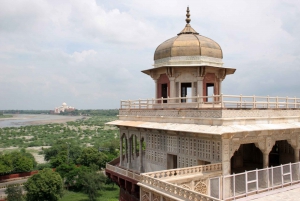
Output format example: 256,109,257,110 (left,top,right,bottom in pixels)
54,102,75,114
